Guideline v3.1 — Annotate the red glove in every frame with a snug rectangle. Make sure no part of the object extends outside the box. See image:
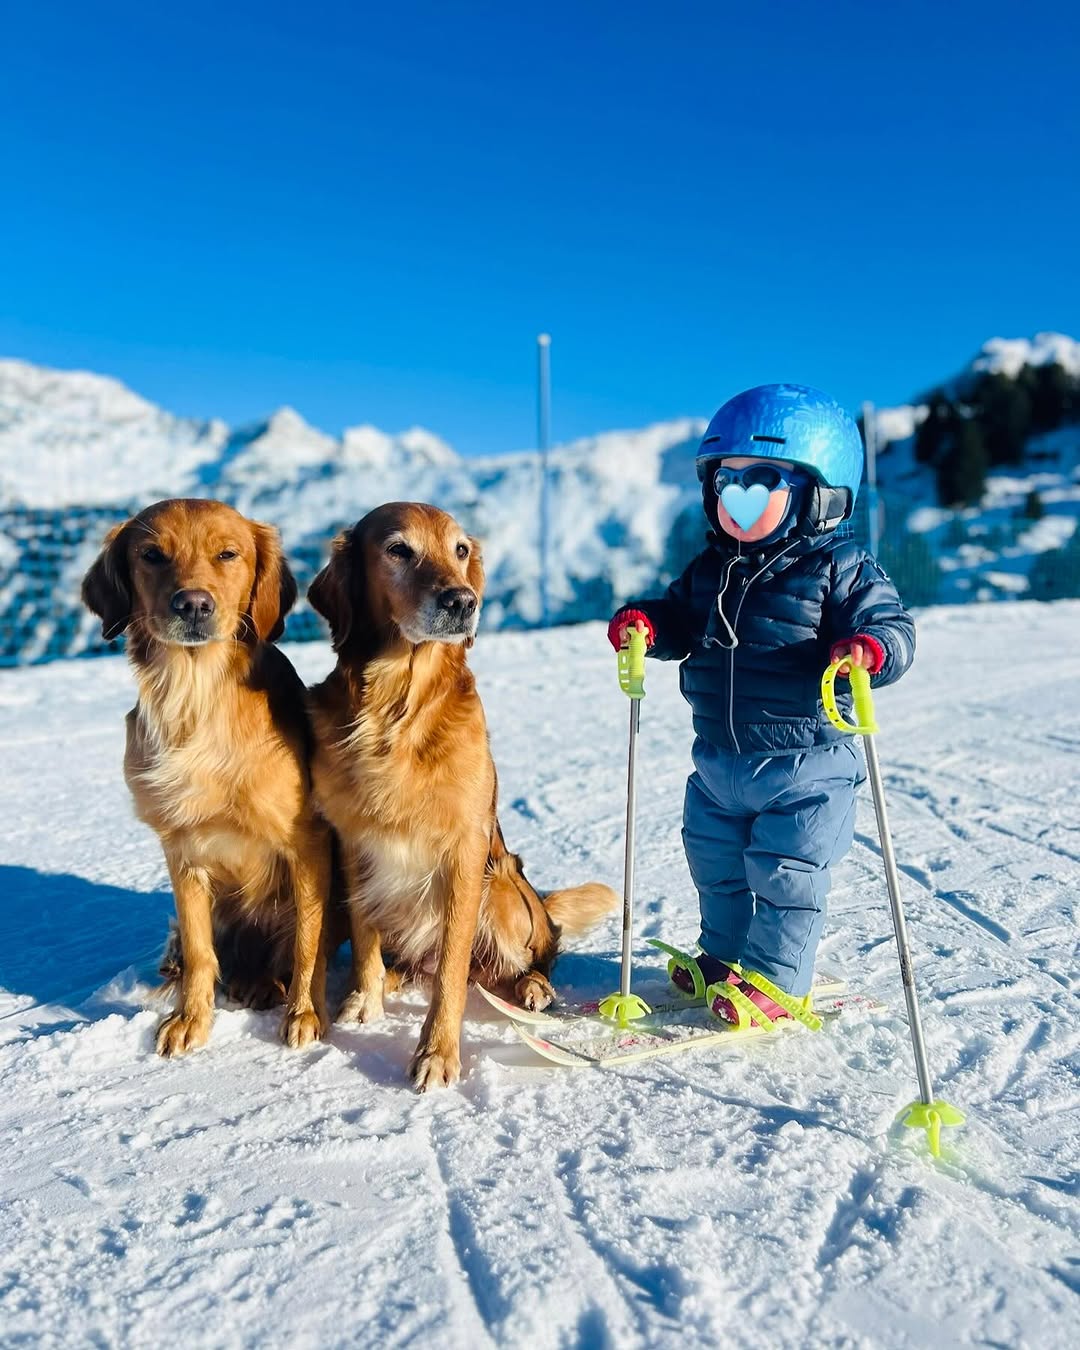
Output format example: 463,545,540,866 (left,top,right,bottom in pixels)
608,608,656,652
830,634,885,676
